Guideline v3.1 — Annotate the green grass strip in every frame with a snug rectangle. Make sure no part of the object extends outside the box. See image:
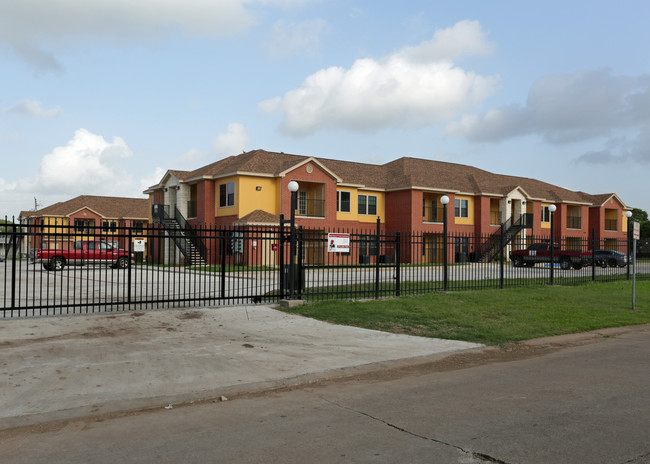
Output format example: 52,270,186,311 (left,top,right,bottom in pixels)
282,280,650,346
